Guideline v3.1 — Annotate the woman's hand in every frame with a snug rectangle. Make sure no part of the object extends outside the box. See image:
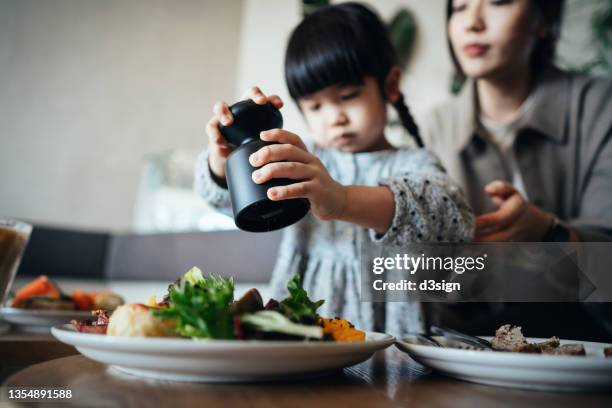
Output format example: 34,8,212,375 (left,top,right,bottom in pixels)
249,129,348,221
206,86,284,179
475,180,555,242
